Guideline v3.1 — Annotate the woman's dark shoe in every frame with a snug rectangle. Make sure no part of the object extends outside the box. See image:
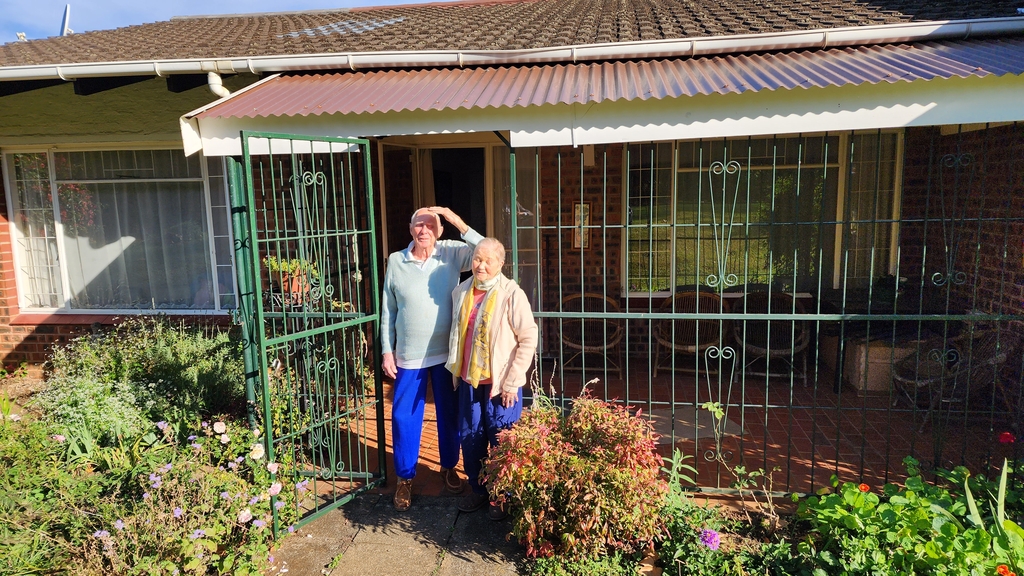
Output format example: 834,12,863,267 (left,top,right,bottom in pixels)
487,500,508,521
458,491,488,512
